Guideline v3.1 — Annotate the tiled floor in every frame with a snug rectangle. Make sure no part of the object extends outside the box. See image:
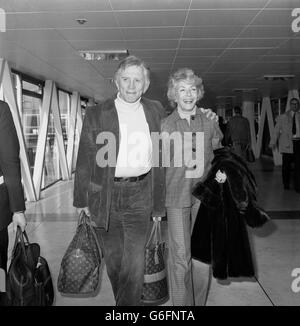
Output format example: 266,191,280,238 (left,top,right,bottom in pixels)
6,157,300,306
